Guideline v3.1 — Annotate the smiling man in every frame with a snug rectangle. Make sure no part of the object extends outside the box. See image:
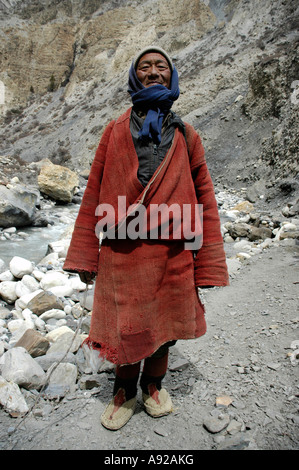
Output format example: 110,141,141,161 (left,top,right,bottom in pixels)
136,51,172,88
64,46,229,430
